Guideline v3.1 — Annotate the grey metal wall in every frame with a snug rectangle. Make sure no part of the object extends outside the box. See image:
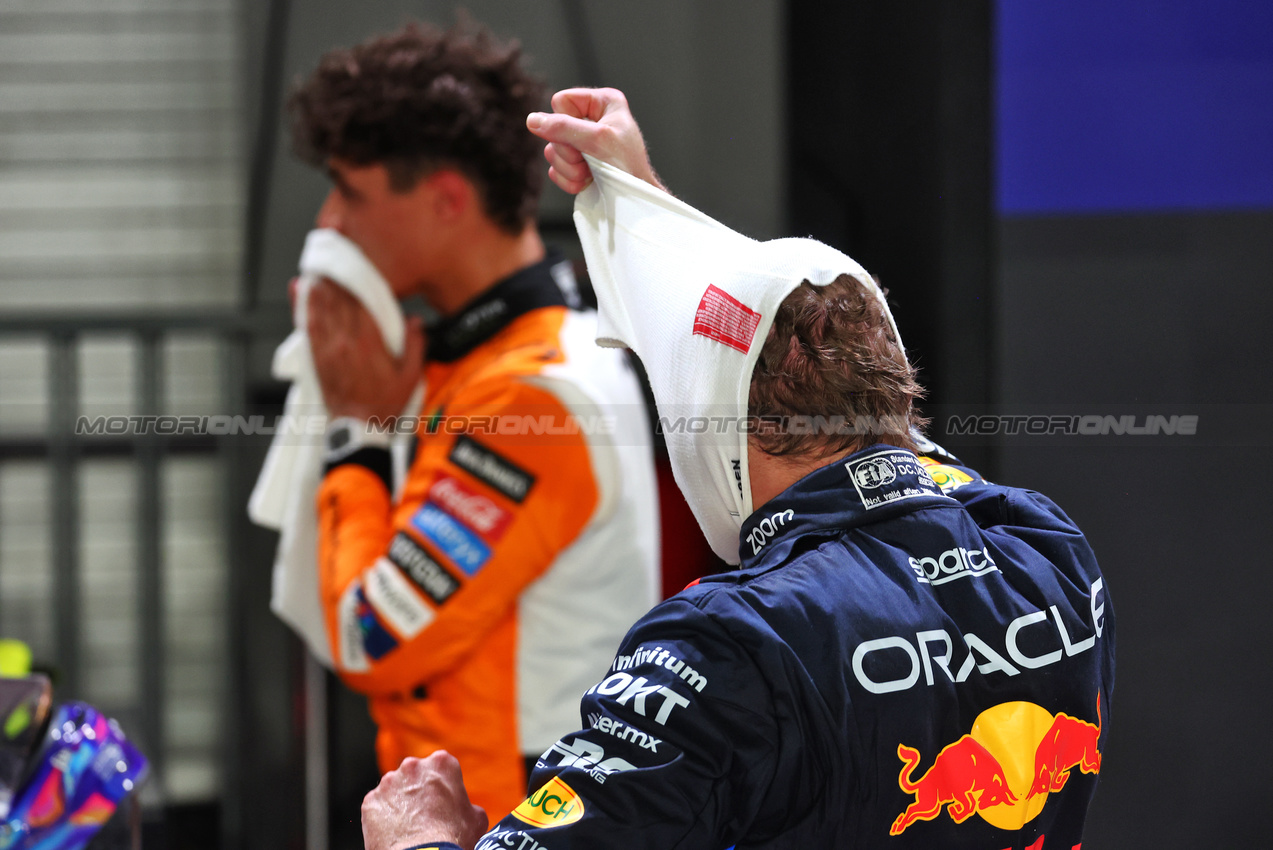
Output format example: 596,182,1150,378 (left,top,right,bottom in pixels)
994,211,1273,847
248,0,786,320
0,0,250,820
